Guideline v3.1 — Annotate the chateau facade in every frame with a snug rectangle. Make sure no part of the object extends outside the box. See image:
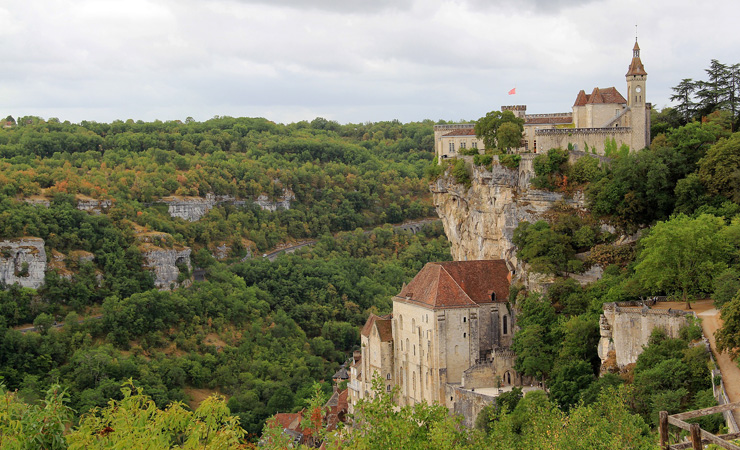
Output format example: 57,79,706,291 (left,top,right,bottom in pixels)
348,260,531,419
435,40,651,159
